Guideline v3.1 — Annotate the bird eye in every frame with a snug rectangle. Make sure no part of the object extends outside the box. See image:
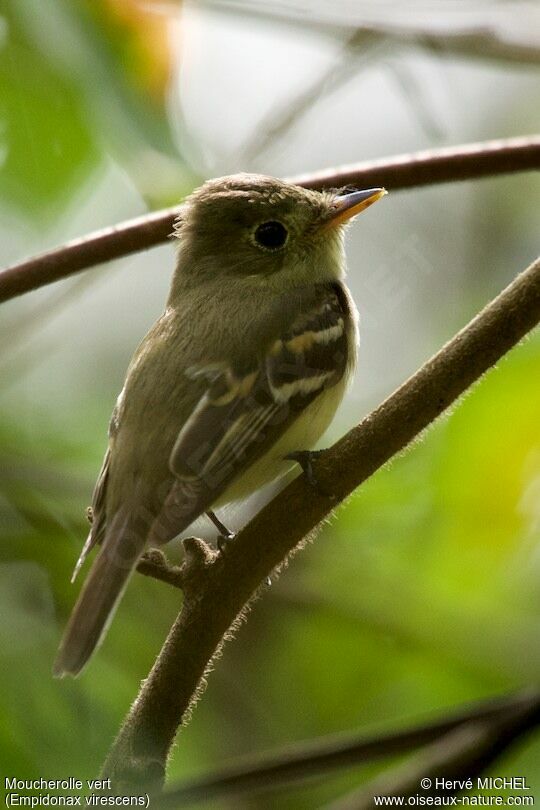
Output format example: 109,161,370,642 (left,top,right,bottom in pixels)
253,221,288,251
